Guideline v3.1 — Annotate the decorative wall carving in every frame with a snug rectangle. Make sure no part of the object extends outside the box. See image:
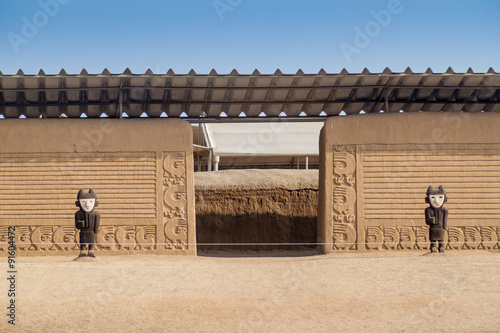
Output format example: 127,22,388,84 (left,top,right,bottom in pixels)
415,227,429,250
399,227,416,250
361,226,500,251
332,146,357,250
332,223,356,250
53,226,78,251
0,227,9,251
115,226,136,251
0,120,194,256
31,226,55,251
464,227,481,249
163,152,189,250
333,147,356,187
15,226,31,251
0,226,156,252
480,227,498,249
383,227,400,250
135,226,156,250
97,226,117,251
333,187,356,223
365,227,383,250
447,227,465,250
0,153,188,254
